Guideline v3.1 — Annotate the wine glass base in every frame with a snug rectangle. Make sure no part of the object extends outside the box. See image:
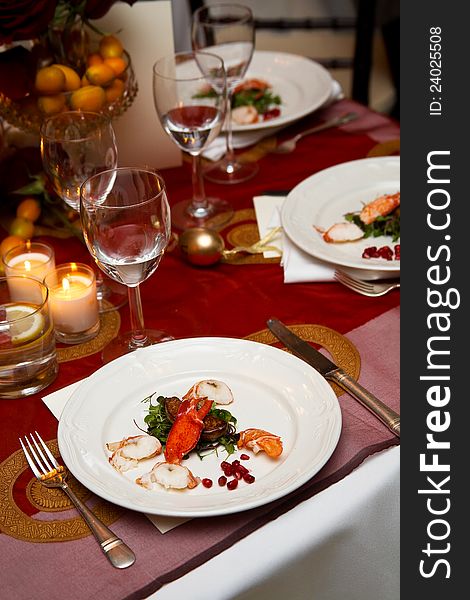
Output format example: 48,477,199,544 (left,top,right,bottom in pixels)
204,158,259,185
171,197,234,231
102,329,174,364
